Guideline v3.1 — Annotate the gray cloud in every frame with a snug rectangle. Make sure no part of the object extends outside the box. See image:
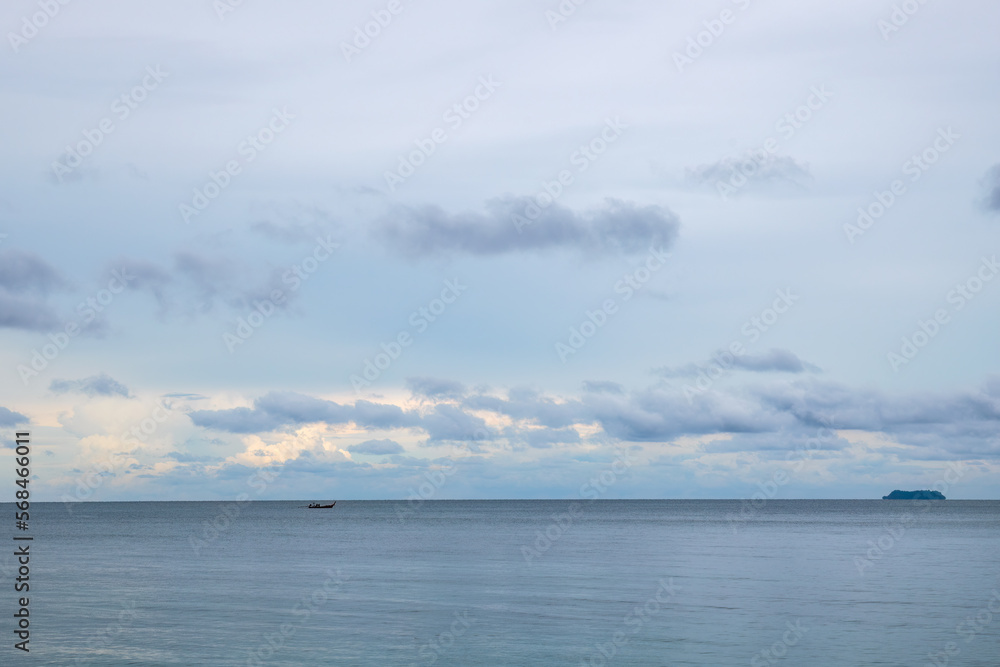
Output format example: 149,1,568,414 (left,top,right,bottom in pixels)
250,391,343,422
117,259,173,313
420,404,497,442
0,292,61,331
585,378,1000,446
508,426,582,449
188,406,297,433
118,250,298,320
462,390,585,429
733,349,820,373
582,380,625,395
753,379,1000,433
189,391,419,433
250,204,339,243
406,376,466,399
251,221,319,243
656,349,819,377
351,400,419,430
374,197,679,258
0,406,28,426
585,389,780,442
348,439,405,455
0,249,66,295
983,164,1000,212
686,154,811,192
174,251,237,310
0,249,66,331
189,391,498,444
50,373,131,398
